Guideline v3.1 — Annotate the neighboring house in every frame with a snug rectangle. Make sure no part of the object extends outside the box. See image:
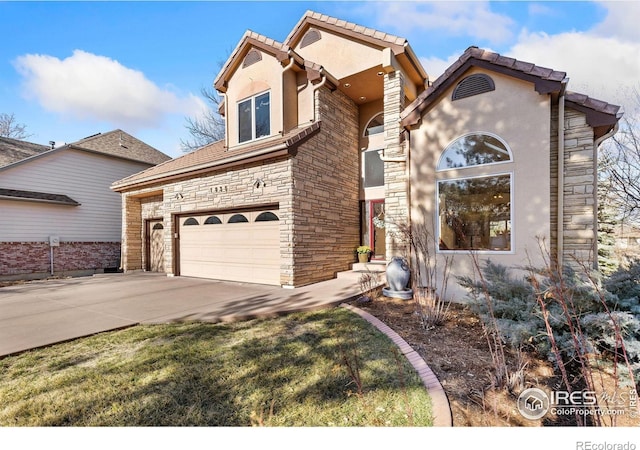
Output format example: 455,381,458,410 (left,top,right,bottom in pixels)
112,11,621,290
0,130,170,280
614,222,640,264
